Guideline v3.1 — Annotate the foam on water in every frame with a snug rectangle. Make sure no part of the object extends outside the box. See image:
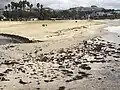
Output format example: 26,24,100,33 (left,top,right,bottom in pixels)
103,25,120,44
105,26,120,34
